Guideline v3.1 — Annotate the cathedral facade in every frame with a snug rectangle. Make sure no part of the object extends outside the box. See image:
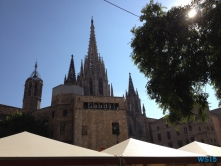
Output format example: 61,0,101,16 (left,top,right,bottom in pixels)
0,19,220,150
